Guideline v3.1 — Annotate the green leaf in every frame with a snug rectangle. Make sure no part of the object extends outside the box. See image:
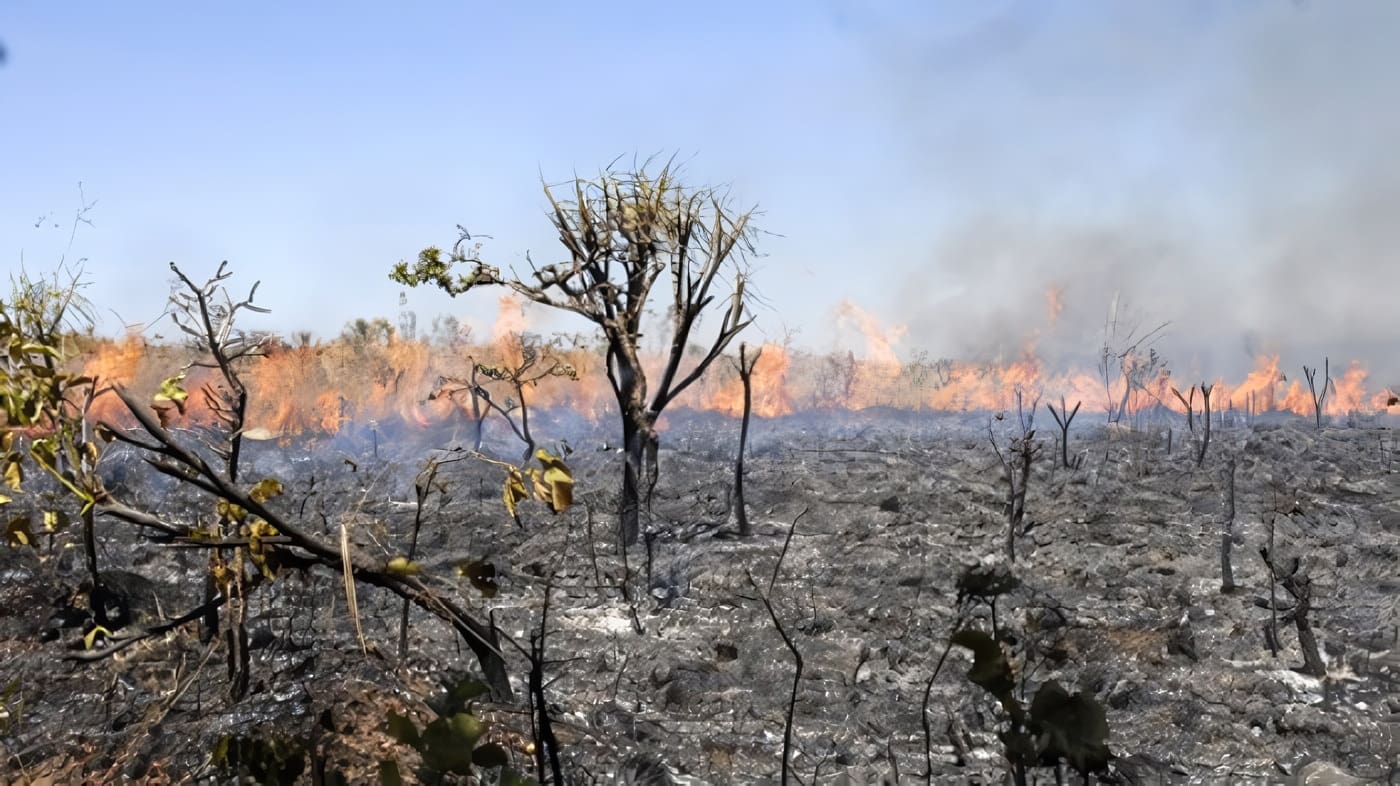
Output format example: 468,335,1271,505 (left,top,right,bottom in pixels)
418,716,477,775
499,770,539,786
472,742,511,768
442,678,489,714
377,760,404,786
447,711,486,746
386,556,423,576
384,711,420,747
